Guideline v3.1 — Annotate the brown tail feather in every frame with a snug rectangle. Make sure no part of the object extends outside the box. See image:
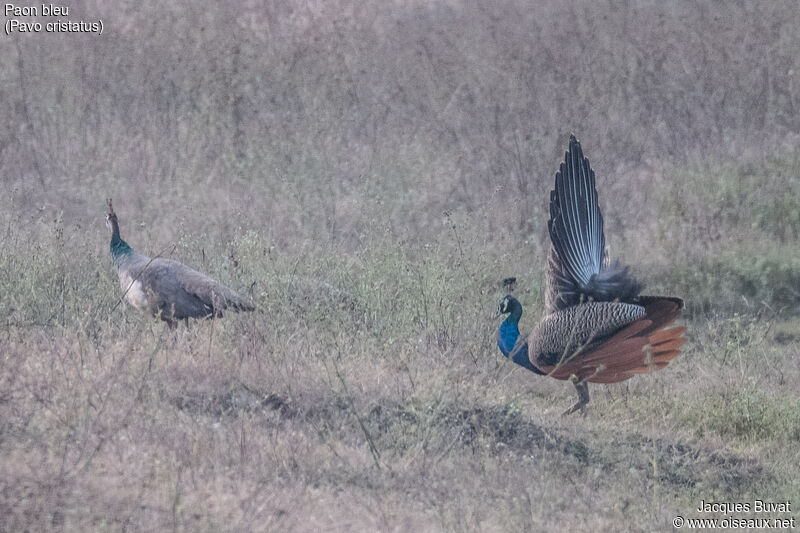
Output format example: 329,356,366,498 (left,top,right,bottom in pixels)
536,296,686,383
650,337,686,355
626,362,670,375
650,324,686,345
652,351,682,365
636,297,683,335
651,350,682,365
